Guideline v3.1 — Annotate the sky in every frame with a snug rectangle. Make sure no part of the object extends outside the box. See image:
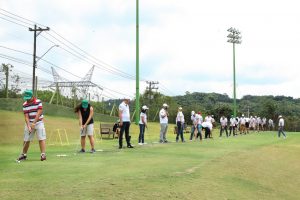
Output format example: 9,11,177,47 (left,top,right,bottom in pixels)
0,0,300,100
